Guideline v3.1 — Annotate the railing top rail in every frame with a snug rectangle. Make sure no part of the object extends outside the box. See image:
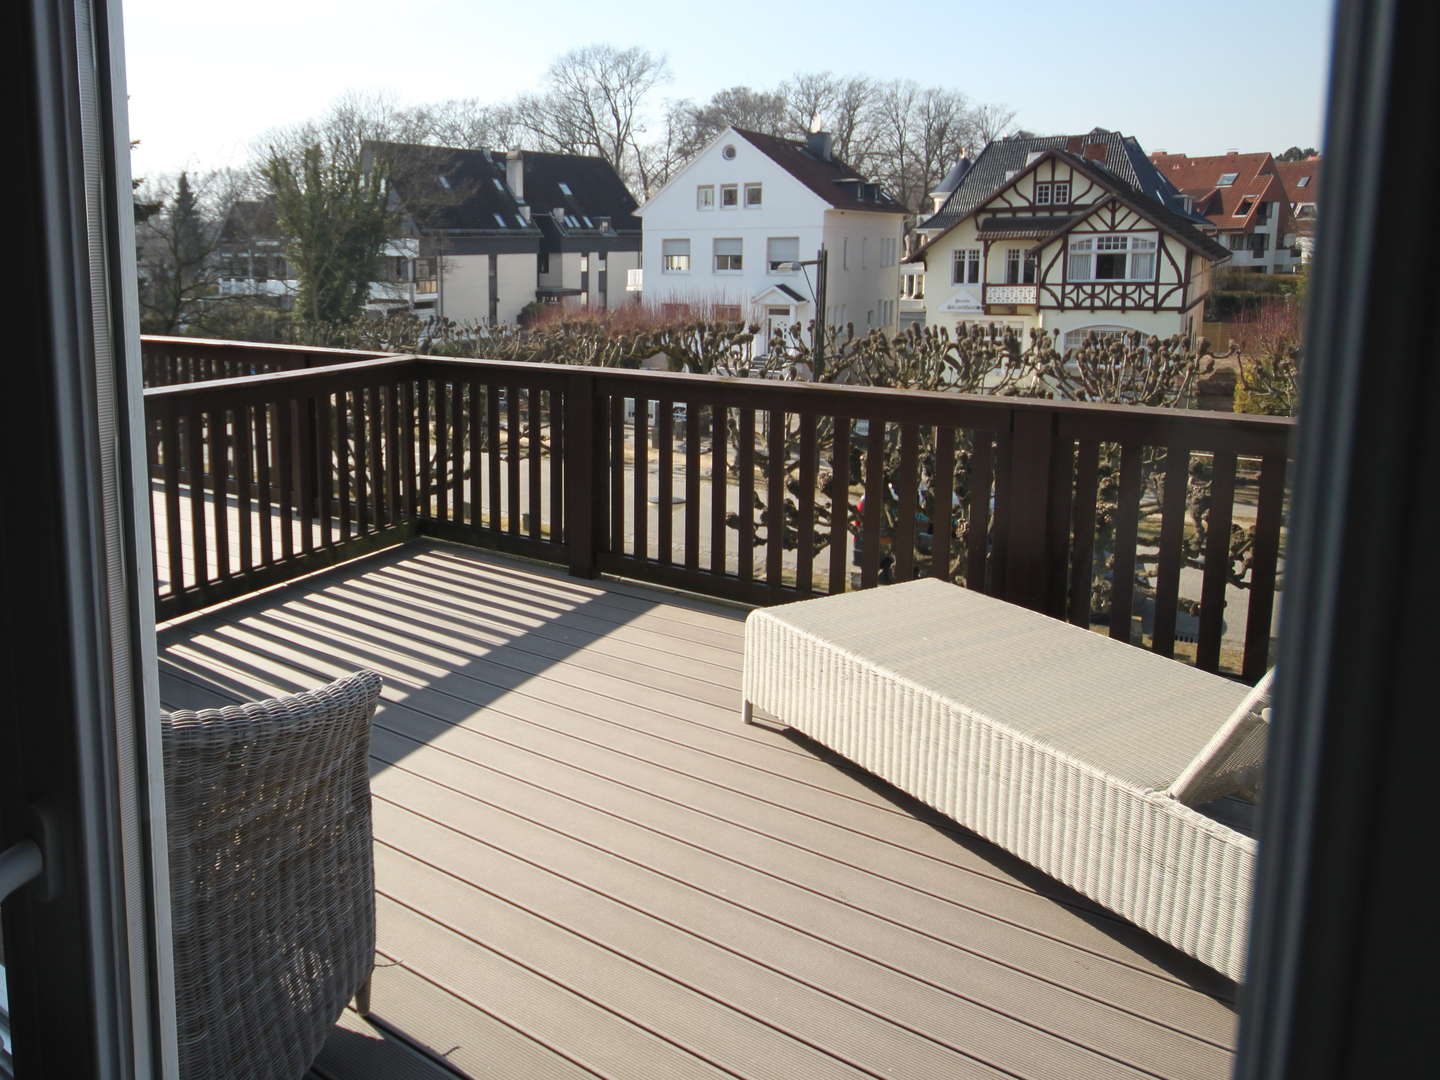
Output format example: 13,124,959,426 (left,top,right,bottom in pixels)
142,354,422,402
140,334,399,360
